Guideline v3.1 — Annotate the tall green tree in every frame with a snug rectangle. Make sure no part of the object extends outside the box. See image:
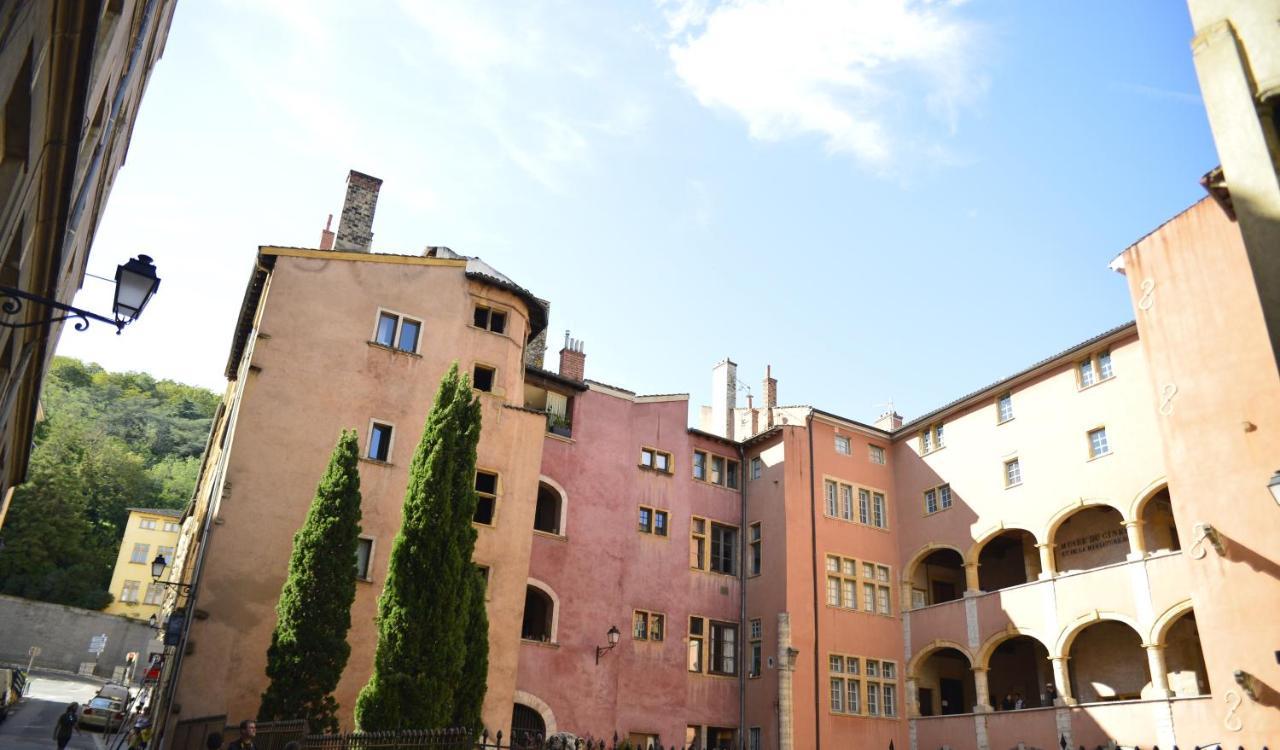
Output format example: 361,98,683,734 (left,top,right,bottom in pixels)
452,569,489,730
355,364,485,731
259,431,364,733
